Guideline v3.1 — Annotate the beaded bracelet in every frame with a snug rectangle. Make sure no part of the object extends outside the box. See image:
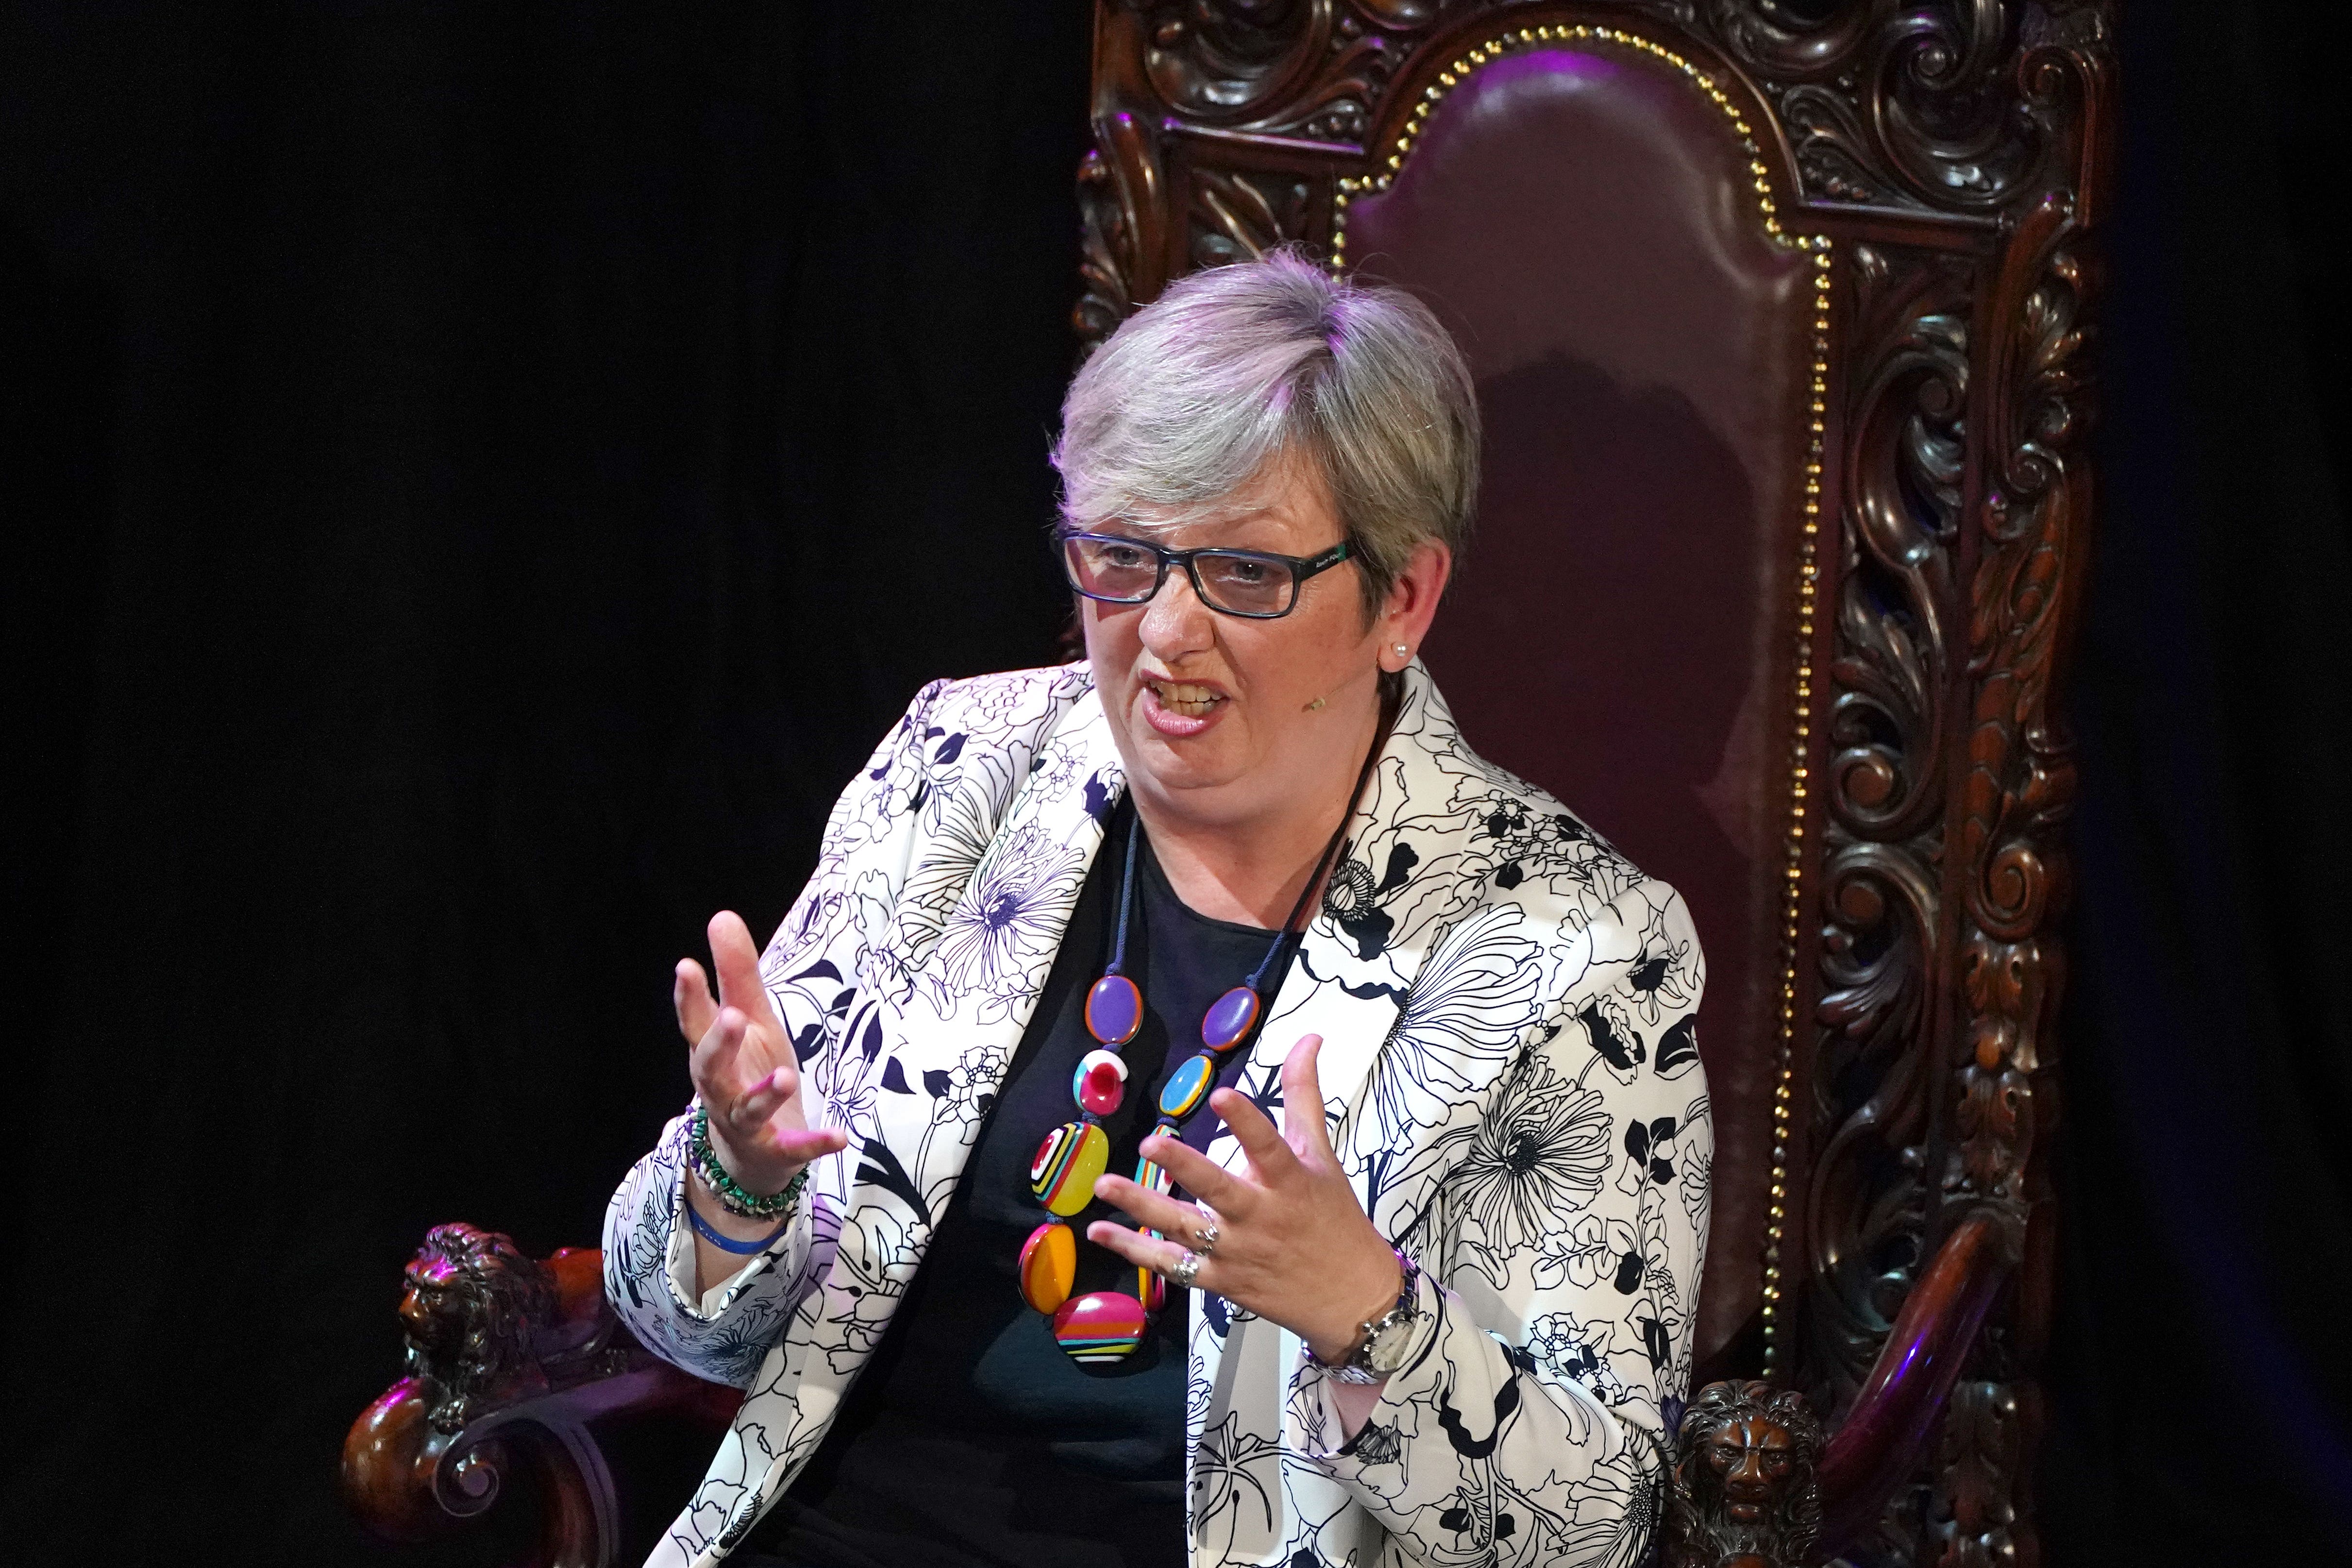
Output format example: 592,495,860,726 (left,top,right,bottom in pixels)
689,1106,813,1220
